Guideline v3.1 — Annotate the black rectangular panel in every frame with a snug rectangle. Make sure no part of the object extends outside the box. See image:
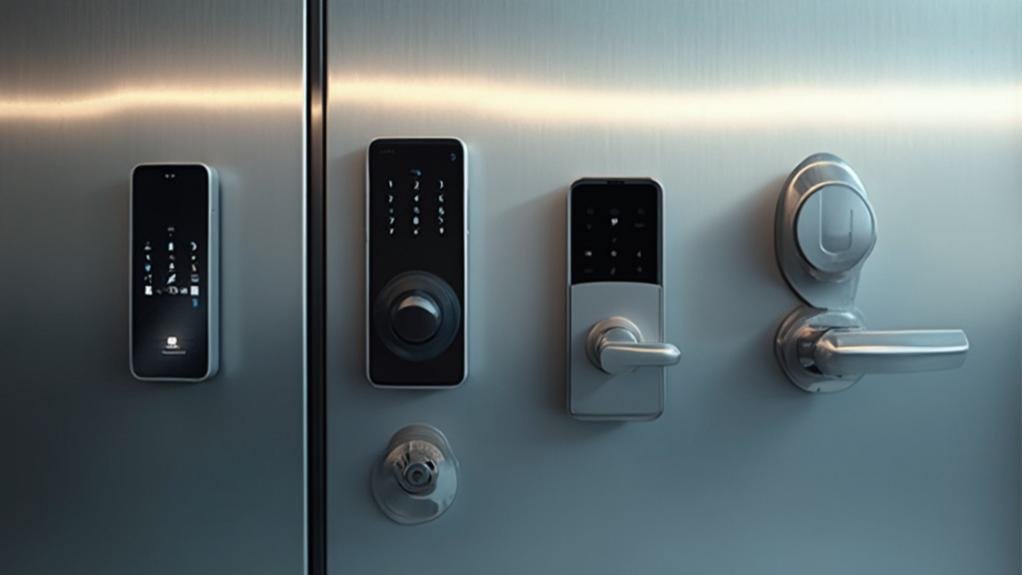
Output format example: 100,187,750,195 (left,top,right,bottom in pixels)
570,179,661,285
367,139,466,386
130,164,213,380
